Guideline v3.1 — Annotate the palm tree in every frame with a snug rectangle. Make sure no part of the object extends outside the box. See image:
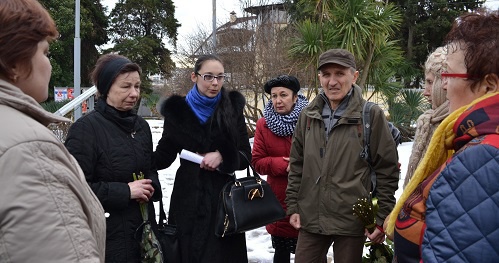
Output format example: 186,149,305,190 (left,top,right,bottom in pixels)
289,0,403,92
288,0,432,140
386,89,427,141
